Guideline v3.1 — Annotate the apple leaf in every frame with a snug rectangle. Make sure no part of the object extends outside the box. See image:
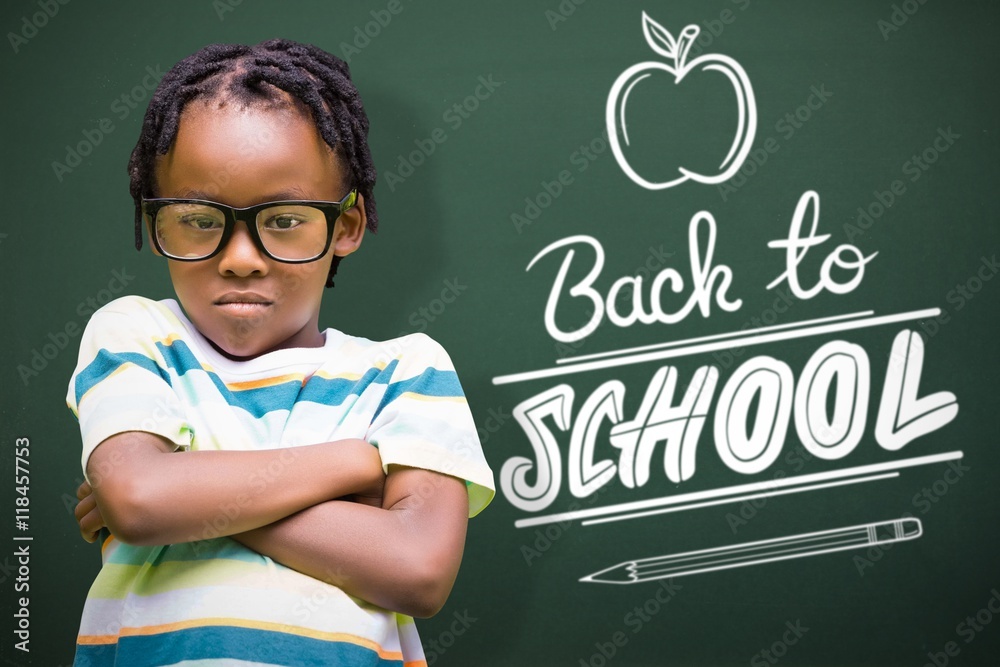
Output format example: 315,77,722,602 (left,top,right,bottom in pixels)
641,12,677,59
